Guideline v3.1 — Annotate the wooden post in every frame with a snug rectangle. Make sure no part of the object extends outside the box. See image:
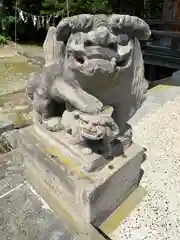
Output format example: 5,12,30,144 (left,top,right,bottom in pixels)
162,0,180,21
173,0,180,20
0,0,3,34
15,0,17,45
